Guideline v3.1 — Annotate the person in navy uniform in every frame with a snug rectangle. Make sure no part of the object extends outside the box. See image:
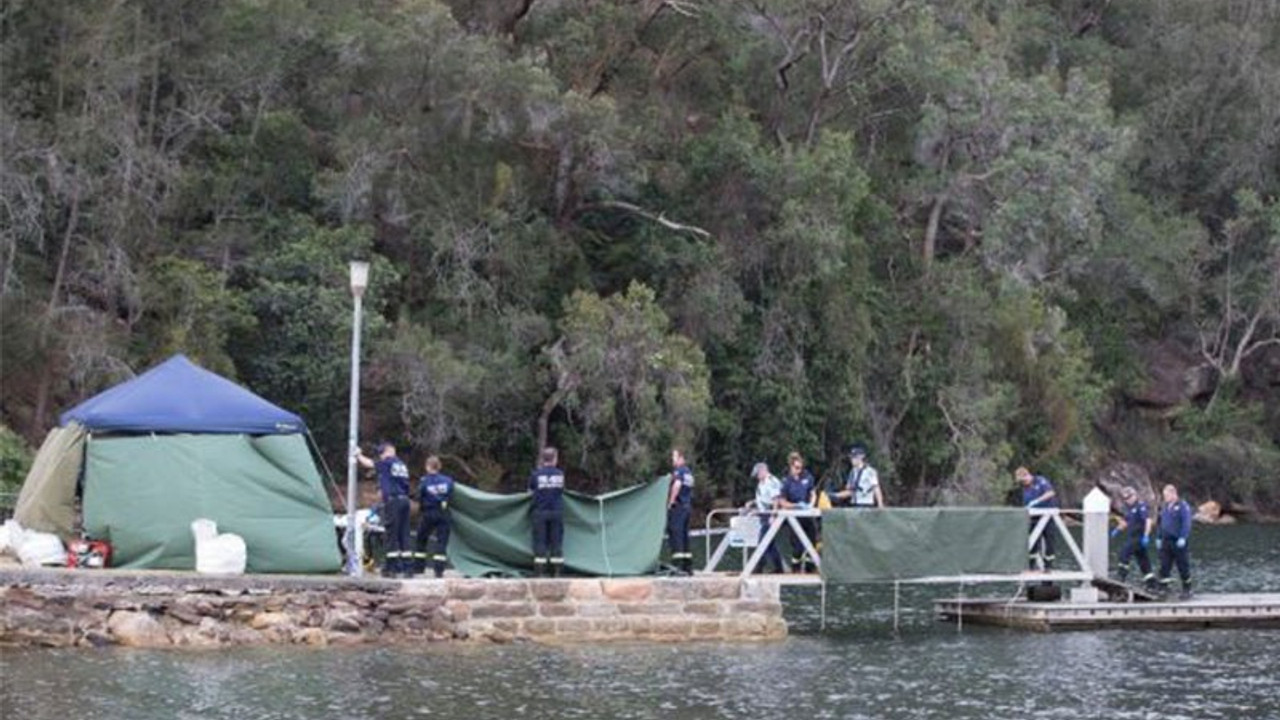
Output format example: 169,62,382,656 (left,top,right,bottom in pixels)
777,451,817,573
414,455,454,578
667,448,695,575
529,446,566,577
1016,466,1058,570
1156,483,1194,599
356,441,412,577
1111,485,1155,589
